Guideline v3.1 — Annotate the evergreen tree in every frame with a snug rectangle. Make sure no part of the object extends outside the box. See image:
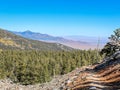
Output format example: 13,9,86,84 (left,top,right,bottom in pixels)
101,28,120,56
